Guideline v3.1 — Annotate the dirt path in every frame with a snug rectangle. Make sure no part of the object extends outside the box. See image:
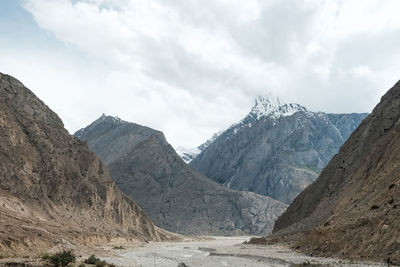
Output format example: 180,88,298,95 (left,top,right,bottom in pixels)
99,236,384,267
